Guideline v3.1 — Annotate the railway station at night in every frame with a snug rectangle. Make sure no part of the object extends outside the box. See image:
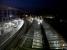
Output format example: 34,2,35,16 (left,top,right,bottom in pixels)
0,0,67,50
